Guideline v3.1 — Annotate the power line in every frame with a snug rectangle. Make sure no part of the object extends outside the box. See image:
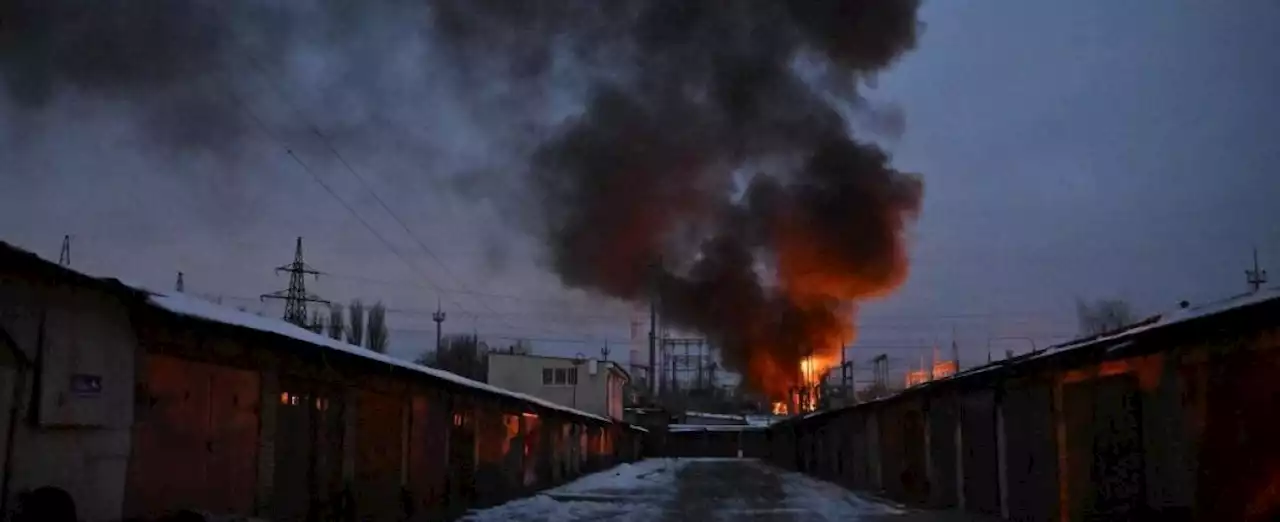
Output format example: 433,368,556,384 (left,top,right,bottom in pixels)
226,43,524,334
213,293,635,322
217,74,487,324
322,271,623,305
200,0,517,334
